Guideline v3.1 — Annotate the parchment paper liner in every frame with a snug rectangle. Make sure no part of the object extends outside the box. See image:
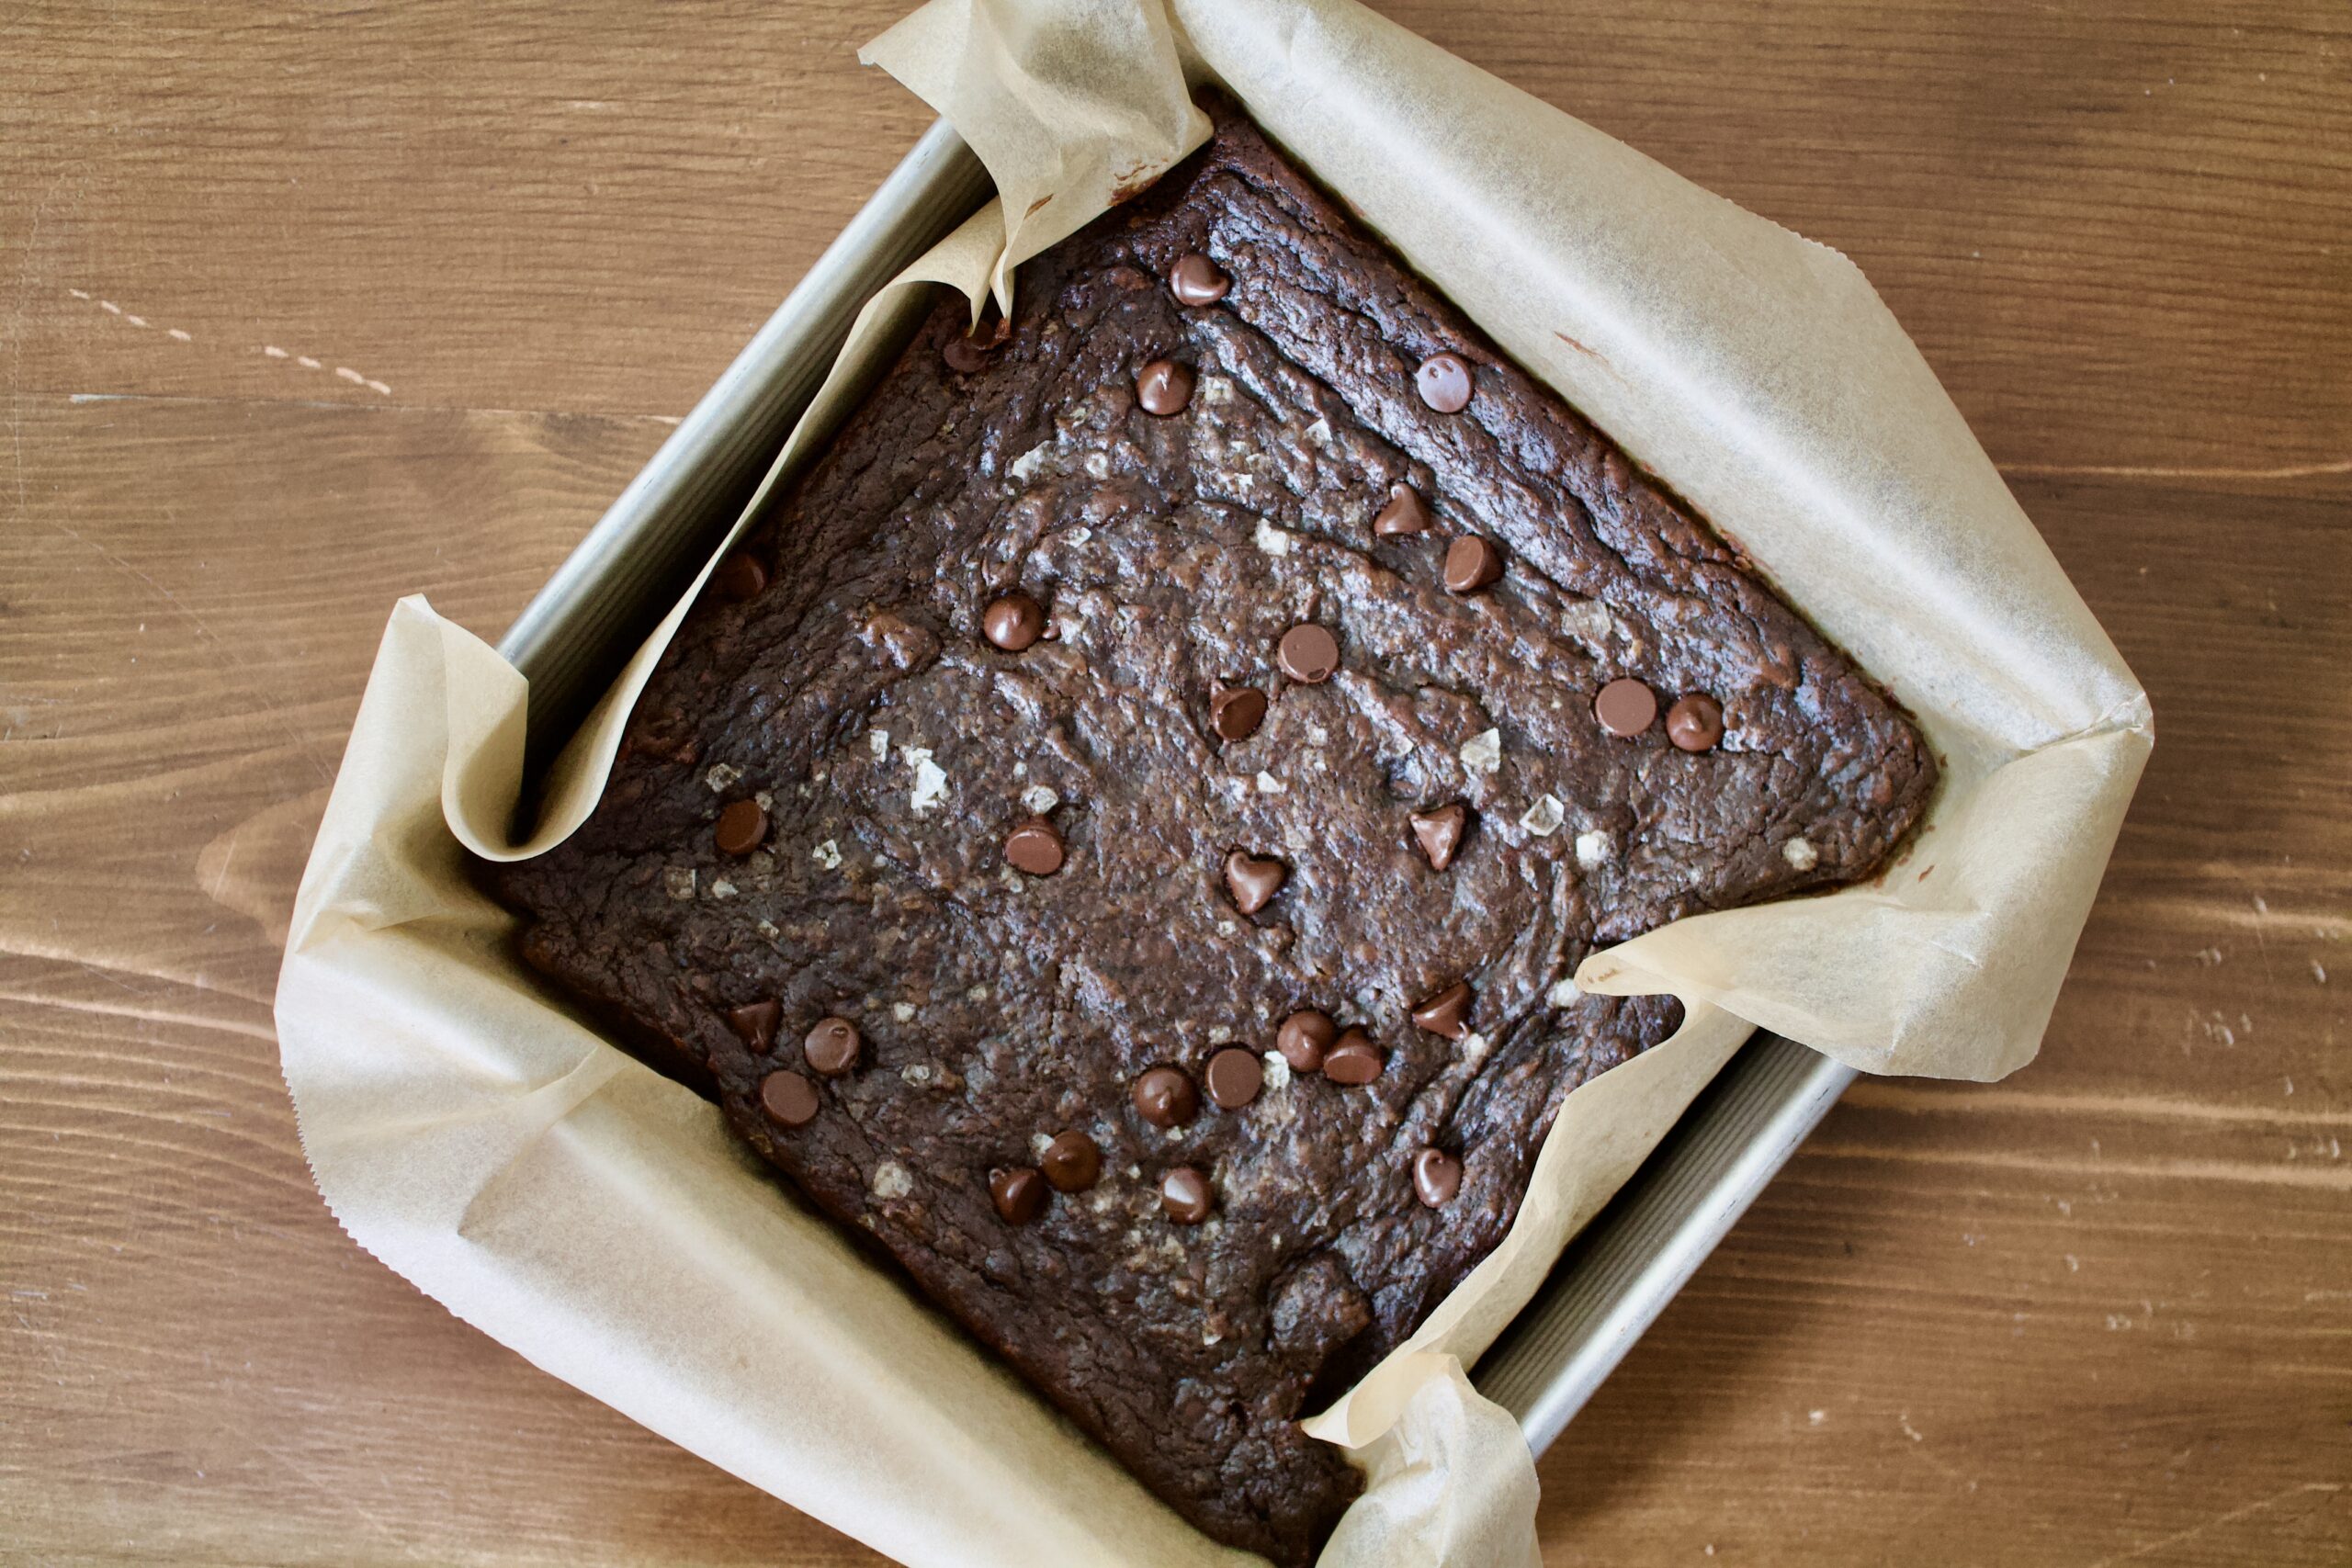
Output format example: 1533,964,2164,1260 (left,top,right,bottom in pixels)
275,2,2151,1562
